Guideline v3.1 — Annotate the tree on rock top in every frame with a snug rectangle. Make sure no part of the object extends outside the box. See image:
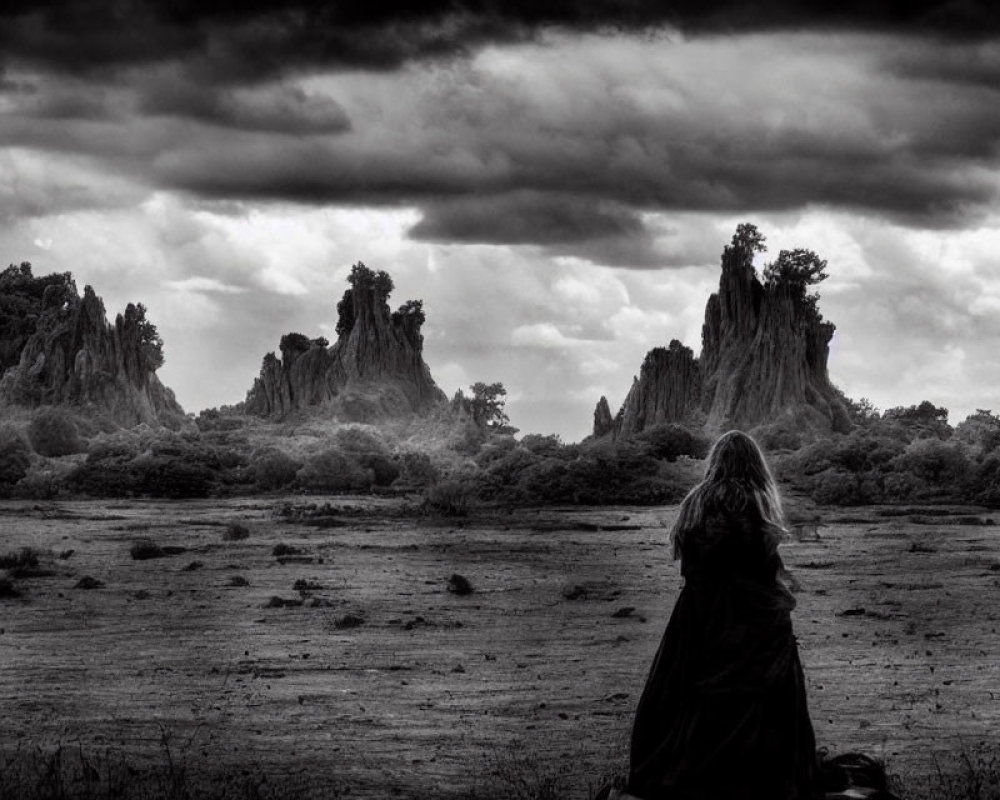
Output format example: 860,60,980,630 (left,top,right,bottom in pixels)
336,262,395,337
729,222,767,258
762,248,829,322
120,302,164,371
